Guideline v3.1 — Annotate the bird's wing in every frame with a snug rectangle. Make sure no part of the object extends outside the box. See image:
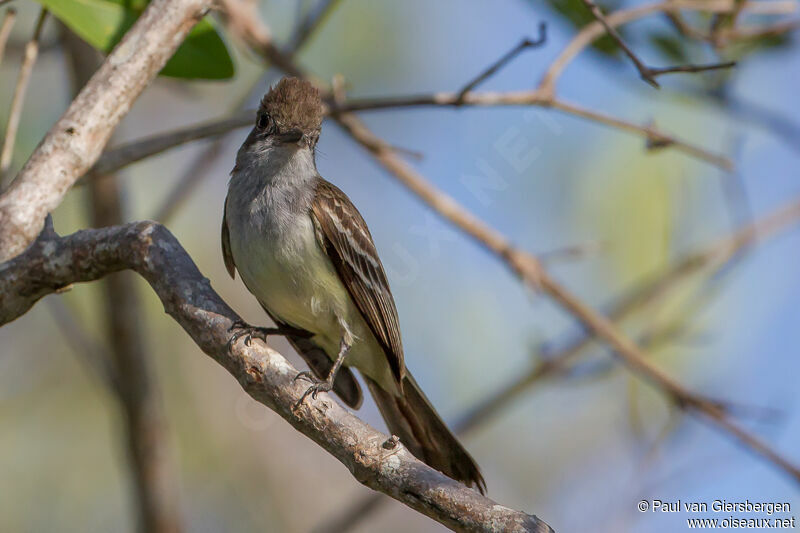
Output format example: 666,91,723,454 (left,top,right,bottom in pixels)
311,178,405,384
221,196,237,279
